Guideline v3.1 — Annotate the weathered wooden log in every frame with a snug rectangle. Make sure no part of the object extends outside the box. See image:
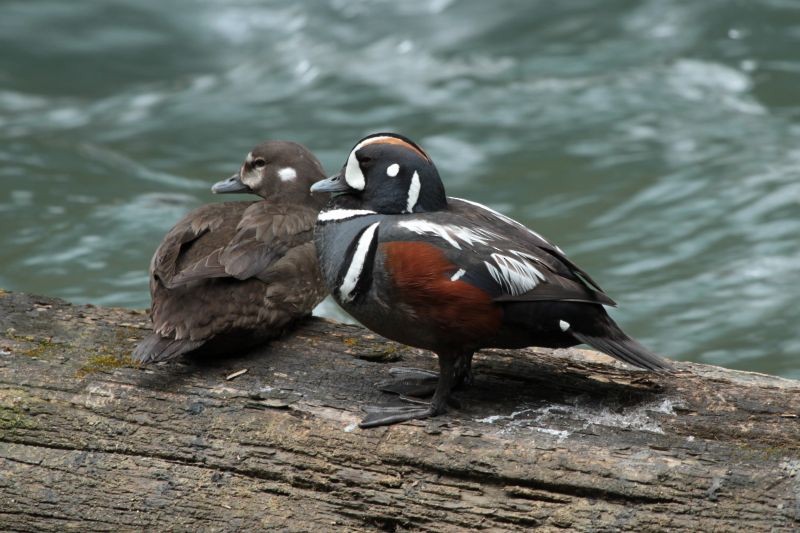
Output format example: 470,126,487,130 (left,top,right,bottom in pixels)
1,289,799,531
